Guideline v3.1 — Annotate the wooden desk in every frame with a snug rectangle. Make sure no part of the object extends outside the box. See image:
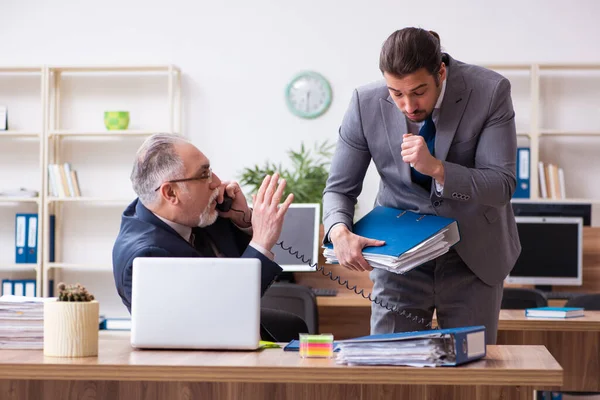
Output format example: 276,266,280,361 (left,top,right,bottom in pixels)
317,293,372,339
495,310,600,392
317,300,600,393
0,332,561,400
